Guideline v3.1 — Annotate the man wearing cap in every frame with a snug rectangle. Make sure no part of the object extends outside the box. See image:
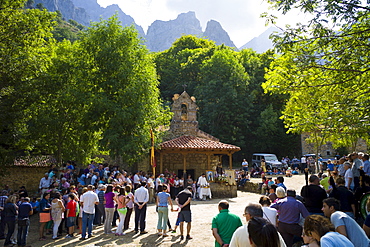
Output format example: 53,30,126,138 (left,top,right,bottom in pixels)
39,173,51,195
